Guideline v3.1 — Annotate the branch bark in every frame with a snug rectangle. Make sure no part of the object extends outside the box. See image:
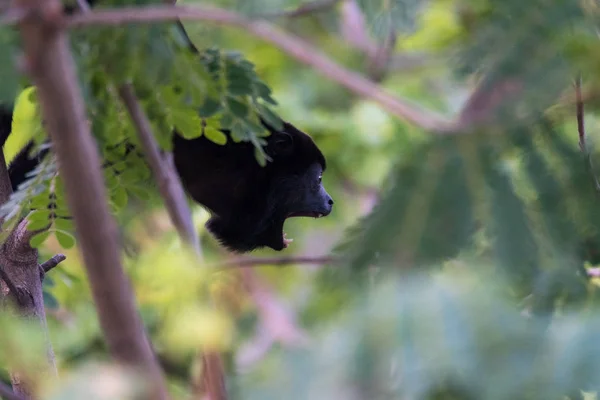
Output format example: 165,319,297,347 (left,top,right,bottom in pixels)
217,255,335,268
118,85,201,255
0,381,26,400
66,5,451,132
14,1,168,398
257,0,340,19
118,84,227,400
0,144,56,398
